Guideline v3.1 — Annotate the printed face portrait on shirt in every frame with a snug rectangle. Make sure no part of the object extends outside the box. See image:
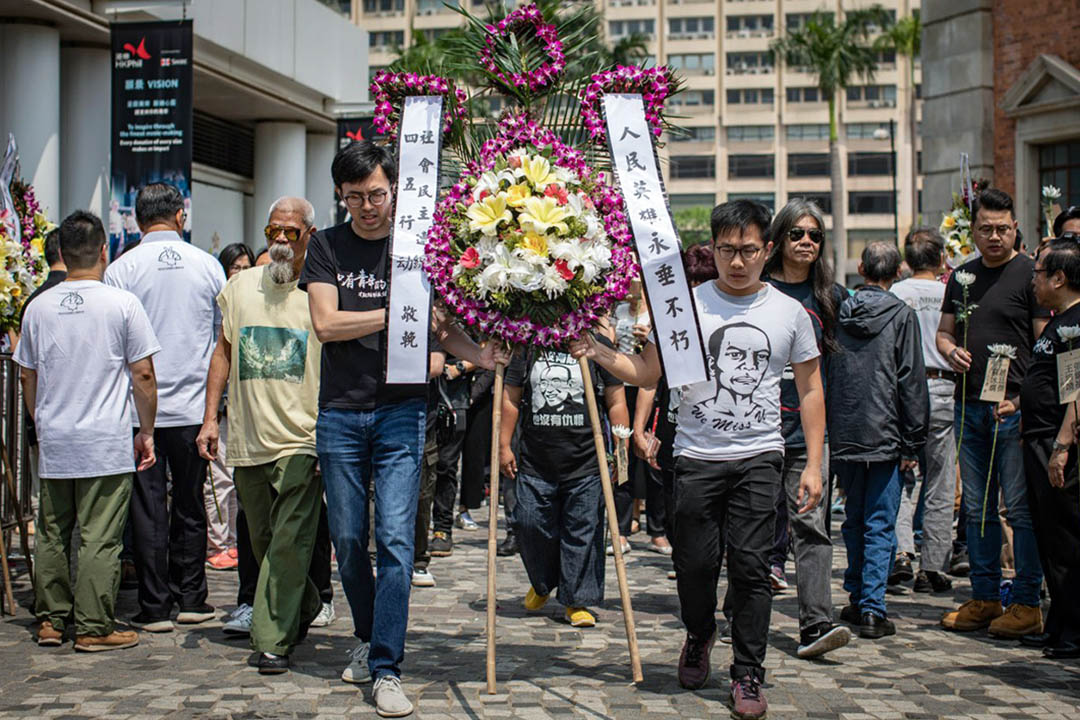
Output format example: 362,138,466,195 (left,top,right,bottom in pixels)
531,354,584,416
691,322,772,432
